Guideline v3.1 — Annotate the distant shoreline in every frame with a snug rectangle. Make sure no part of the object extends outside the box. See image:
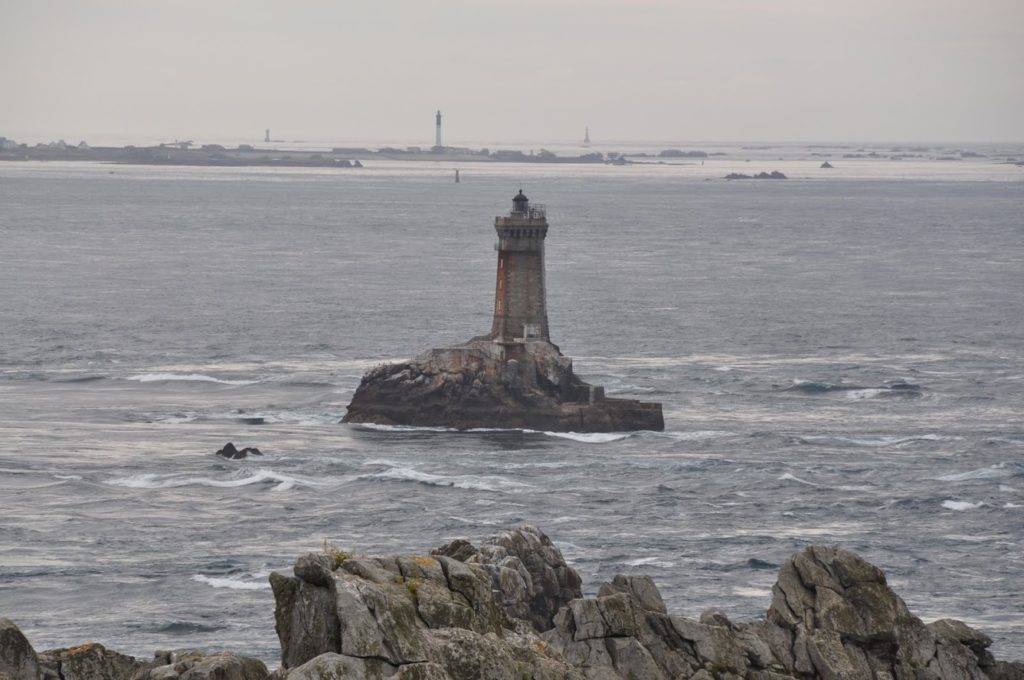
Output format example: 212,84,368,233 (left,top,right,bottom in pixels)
0,143,626,168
